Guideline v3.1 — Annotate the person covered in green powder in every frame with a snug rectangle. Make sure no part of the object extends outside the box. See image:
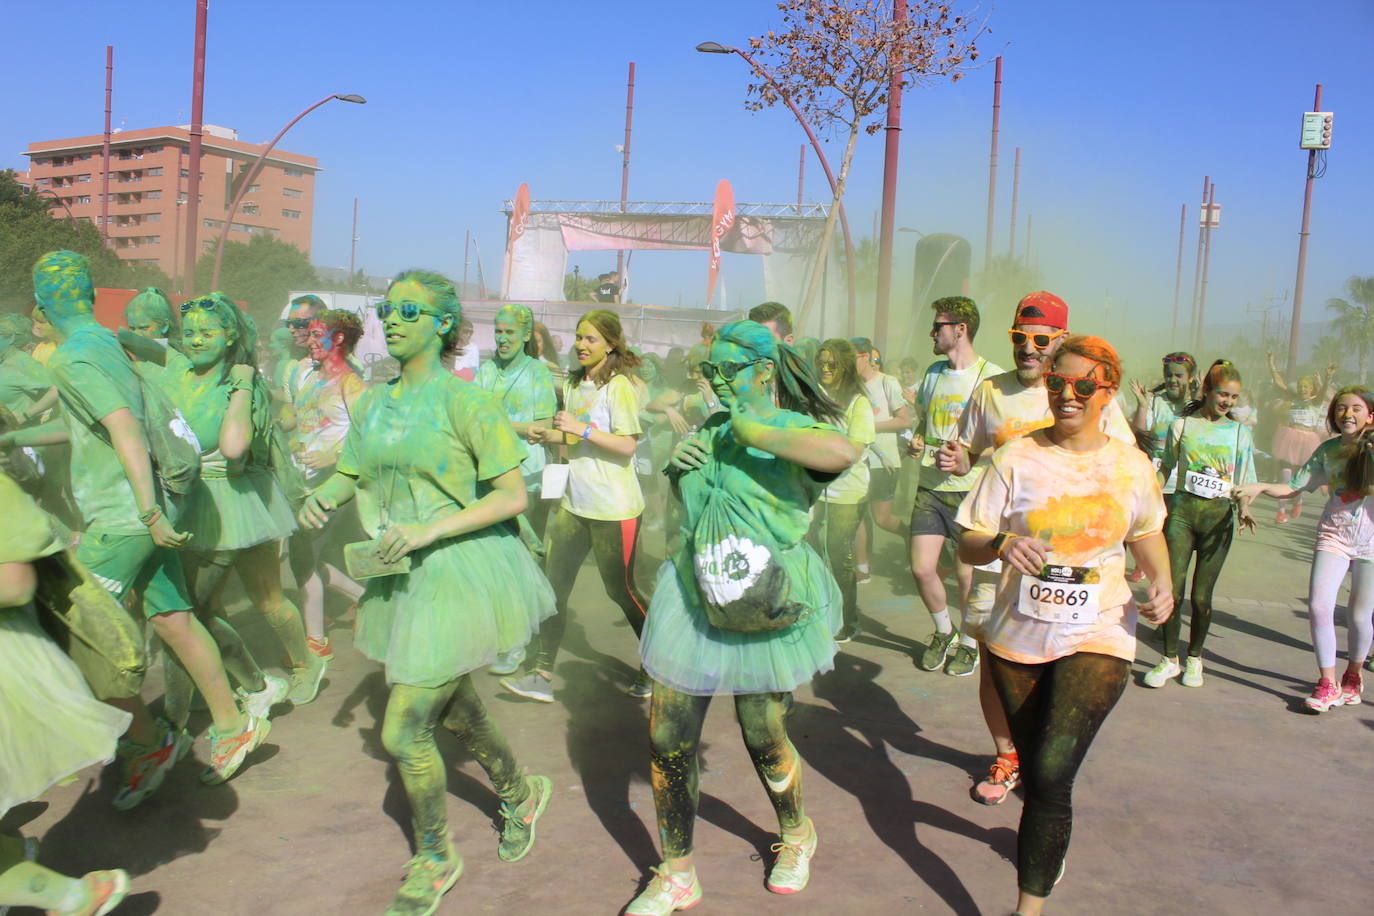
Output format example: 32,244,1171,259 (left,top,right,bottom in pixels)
158,292,325,723
810,338,874,642
0,471,134,916
13,251,268,802
0,311,79,529
0,312,53,422
298,270,555,916
504,309,652,703
1145,359,1258,689
1129,351,1197,474
122,287,192,377
625,320,861,915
